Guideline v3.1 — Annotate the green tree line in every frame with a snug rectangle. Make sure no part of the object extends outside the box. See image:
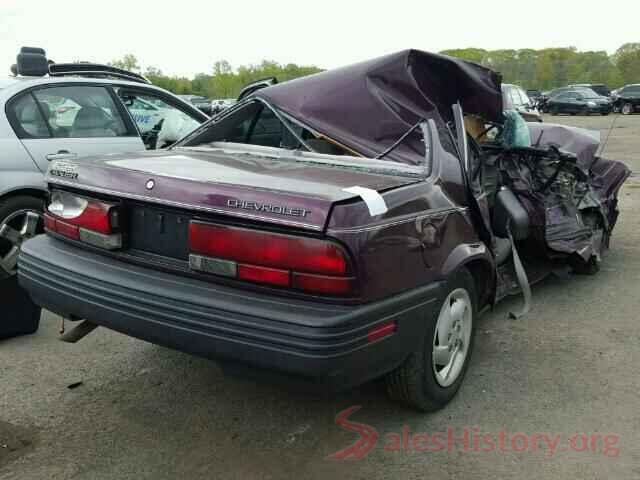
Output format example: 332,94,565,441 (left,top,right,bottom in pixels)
110,43,640,98
109,55,322,99
441,43,640,90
